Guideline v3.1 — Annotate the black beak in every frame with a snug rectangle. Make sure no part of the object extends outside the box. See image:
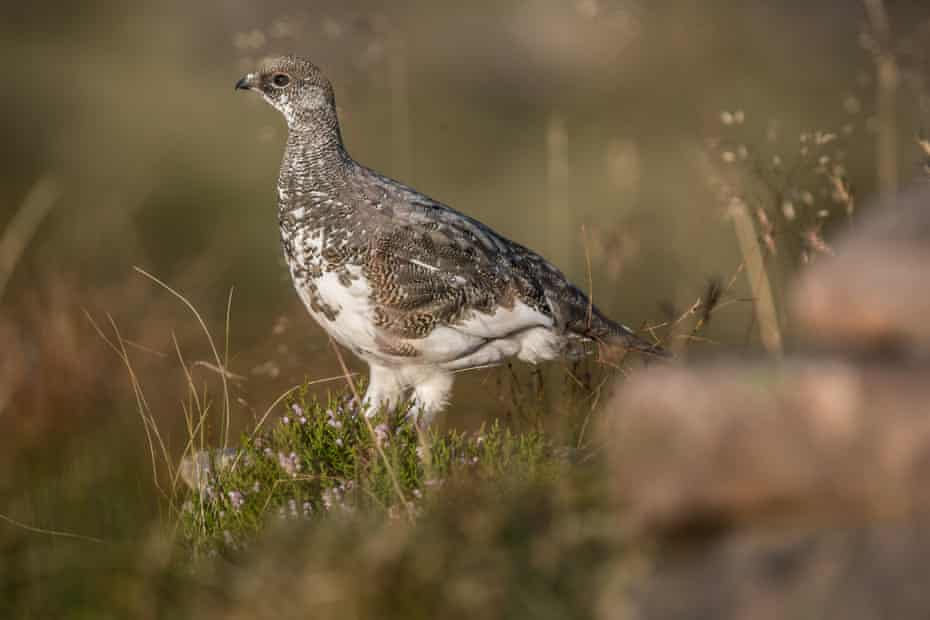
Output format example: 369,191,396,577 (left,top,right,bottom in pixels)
235,74,256,91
